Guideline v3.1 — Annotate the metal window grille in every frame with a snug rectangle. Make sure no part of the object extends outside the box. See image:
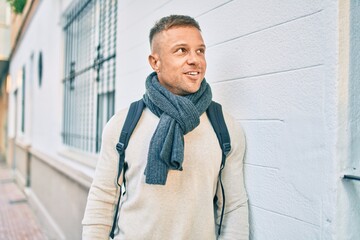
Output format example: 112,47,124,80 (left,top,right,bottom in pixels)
62,0,117,153
21,66,25,133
